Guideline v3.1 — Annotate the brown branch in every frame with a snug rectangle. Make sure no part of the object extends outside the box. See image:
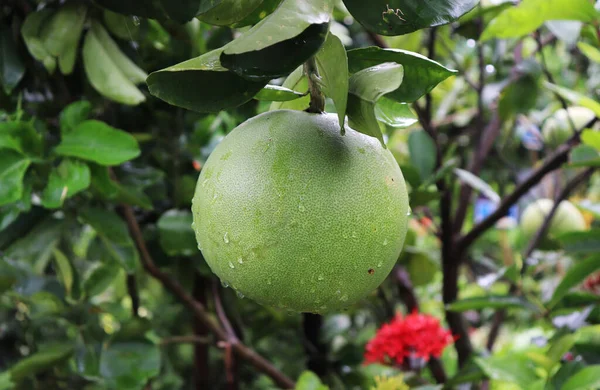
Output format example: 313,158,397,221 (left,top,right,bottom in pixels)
212,281,239,343
126,274,140,317
486,167,595,350
120,205,295,389
161,336,212,345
